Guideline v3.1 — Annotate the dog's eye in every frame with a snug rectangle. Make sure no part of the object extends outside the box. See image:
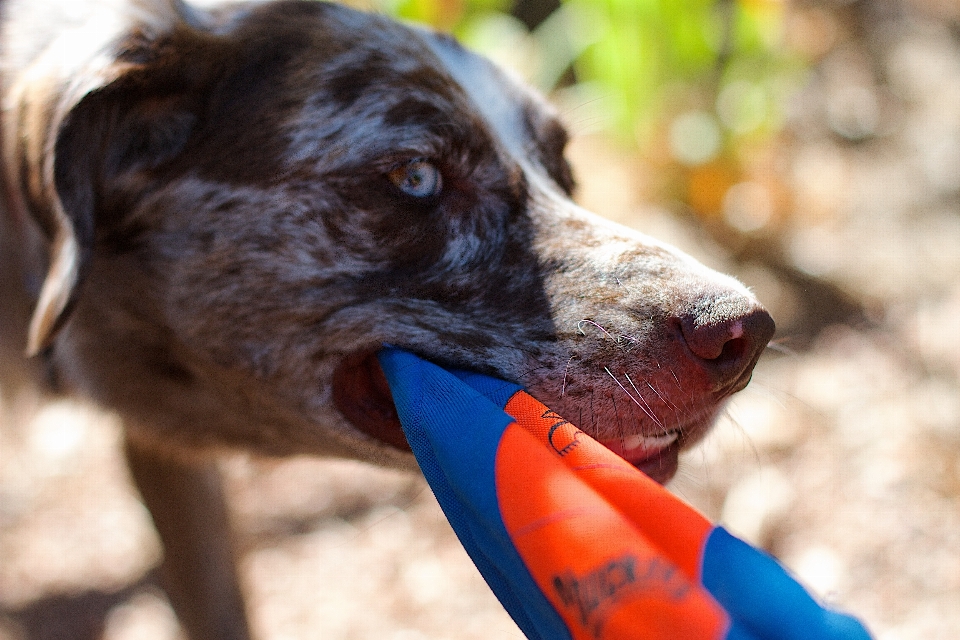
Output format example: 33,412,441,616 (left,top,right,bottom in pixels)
388,159,442,199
